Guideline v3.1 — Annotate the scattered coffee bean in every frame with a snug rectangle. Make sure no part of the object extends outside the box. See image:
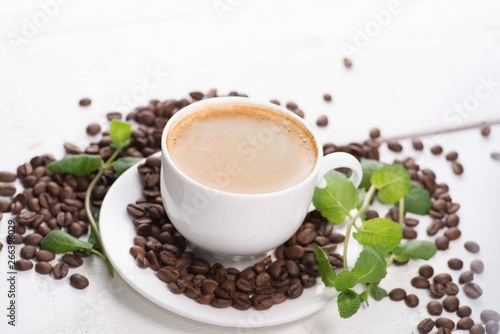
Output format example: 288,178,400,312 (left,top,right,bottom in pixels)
471,259,484,274
343,57,352,68
316,115,328,127
15,259,33,271
412,138,424,150
481,310,500,323
189,91,204,100
35,262,53,275
459,271,474,284
481,125,491,137
405,294,419,308
443,296,460,312
20,245,37,259
464,241,480,253
418,318,435,333
437,328,452,334
463,282,483,299
86,123,101,135
486,320,500,334
434,273,452,284
457,317,475,330
431,145,443,155
419,265,434,279
444,227,461,240
452,161,464,175
491,152,500,161
457,305,472,317
369,128,381,139
387,141,403,152
389,288,406,301
445,151,458,161
0,171,16,182
447,258,463,270
435,236,450,250
428,301,443,315
36,250,55,262
70,274,89,290
412,276,430,289
470,324,486,334
79,98,91,106
323,93,332,102
436,317,455,330
0,184,16,196
62,254,84,268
